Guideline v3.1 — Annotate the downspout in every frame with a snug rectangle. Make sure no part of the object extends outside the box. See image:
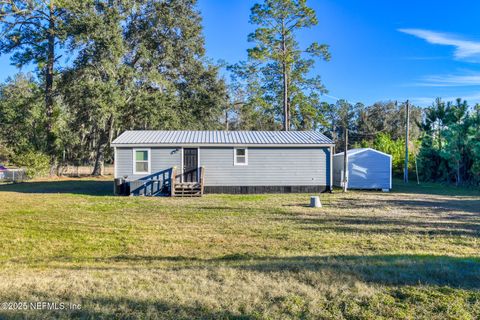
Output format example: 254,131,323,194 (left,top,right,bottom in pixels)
330,146,333,192
114,146,117,179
